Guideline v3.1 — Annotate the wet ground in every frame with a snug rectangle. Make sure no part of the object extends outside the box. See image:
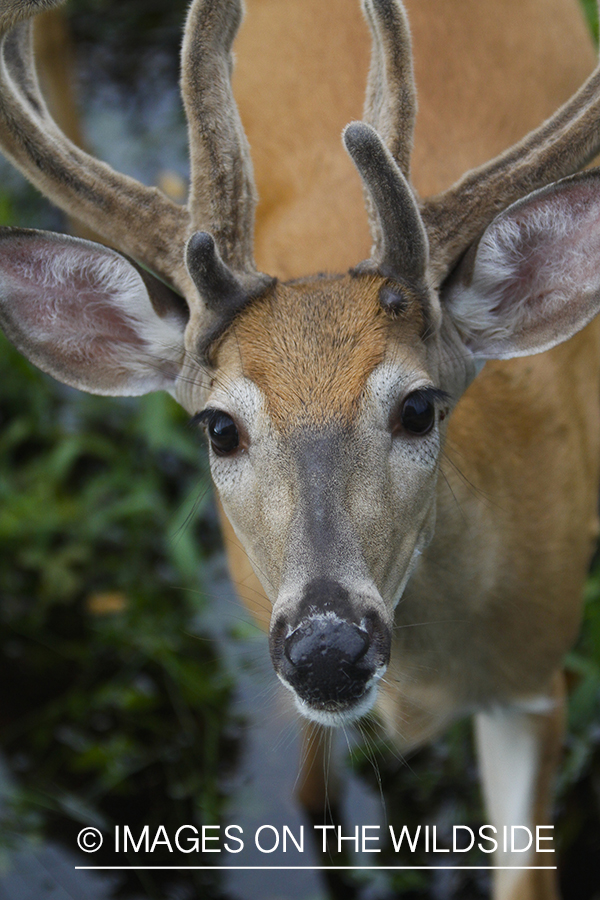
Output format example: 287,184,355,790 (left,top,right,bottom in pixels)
0,3,598,899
